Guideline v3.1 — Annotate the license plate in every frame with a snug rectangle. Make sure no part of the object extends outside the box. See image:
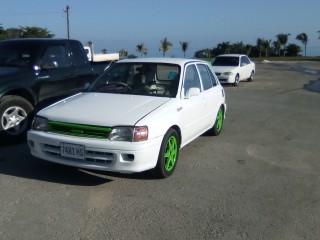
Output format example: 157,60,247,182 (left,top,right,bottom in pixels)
60,143,85,160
